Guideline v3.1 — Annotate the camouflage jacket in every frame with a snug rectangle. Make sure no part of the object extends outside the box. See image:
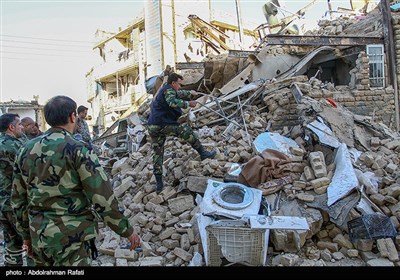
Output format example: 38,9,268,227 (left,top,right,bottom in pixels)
11,127,133,247
76,117,91,143
164,87,192,109
0,133,25,212
147,84,193,126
